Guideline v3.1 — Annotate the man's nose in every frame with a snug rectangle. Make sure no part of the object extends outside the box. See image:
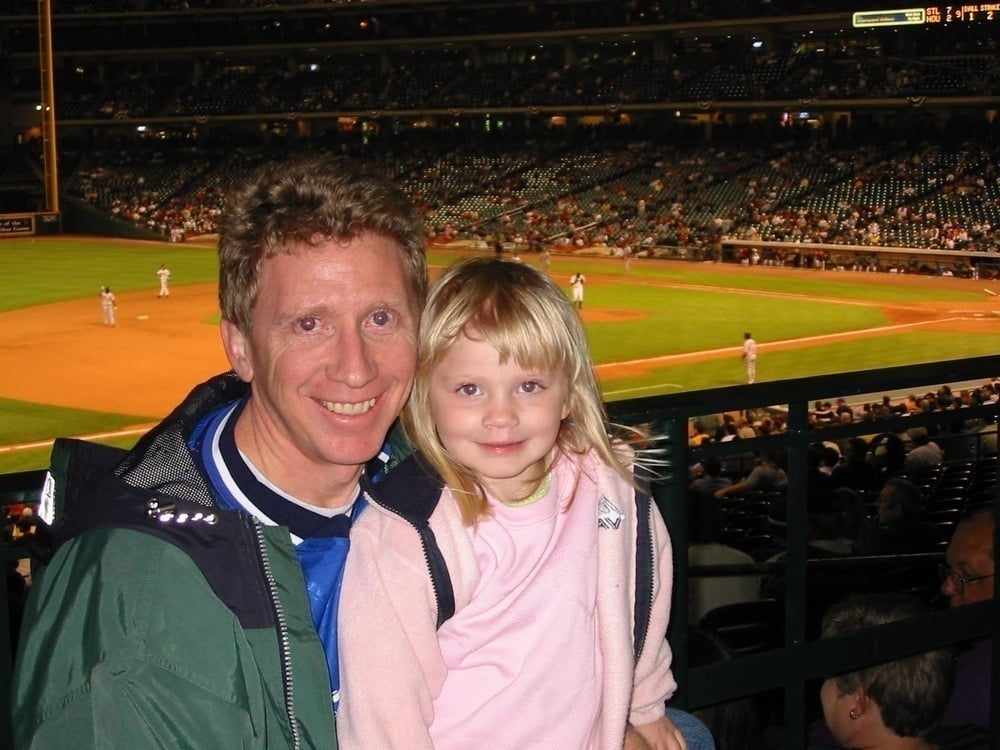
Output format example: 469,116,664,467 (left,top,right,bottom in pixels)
328,329,377,387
